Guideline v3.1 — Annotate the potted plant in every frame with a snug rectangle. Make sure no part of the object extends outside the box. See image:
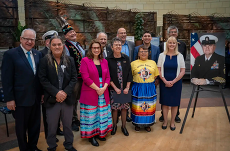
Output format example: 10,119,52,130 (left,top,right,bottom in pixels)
11,21,27,47
134,12,144,46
